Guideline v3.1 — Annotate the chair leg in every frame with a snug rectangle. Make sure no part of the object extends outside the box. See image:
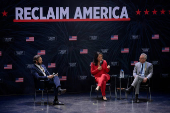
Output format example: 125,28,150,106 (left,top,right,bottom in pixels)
115,77,117,98
97,91,98,99
125,91,127,99
41,90,44,105
149,87,151,101
115,89,117,98
109,86,111,98
90,86,93,98
115,87,117,98
132,88,134,102
147,89,149,101
34,90,36,103
47,90,49,104
42,90,43,100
